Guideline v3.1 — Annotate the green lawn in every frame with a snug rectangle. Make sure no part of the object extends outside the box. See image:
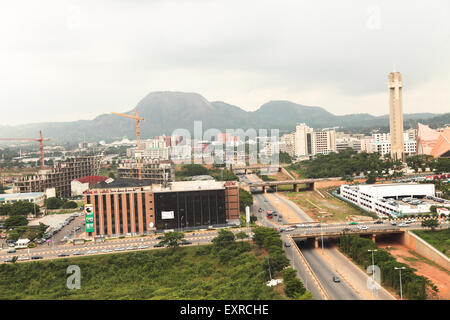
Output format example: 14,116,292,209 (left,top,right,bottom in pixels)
285,188,376,222
412,229,450,257
0,245,285,300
